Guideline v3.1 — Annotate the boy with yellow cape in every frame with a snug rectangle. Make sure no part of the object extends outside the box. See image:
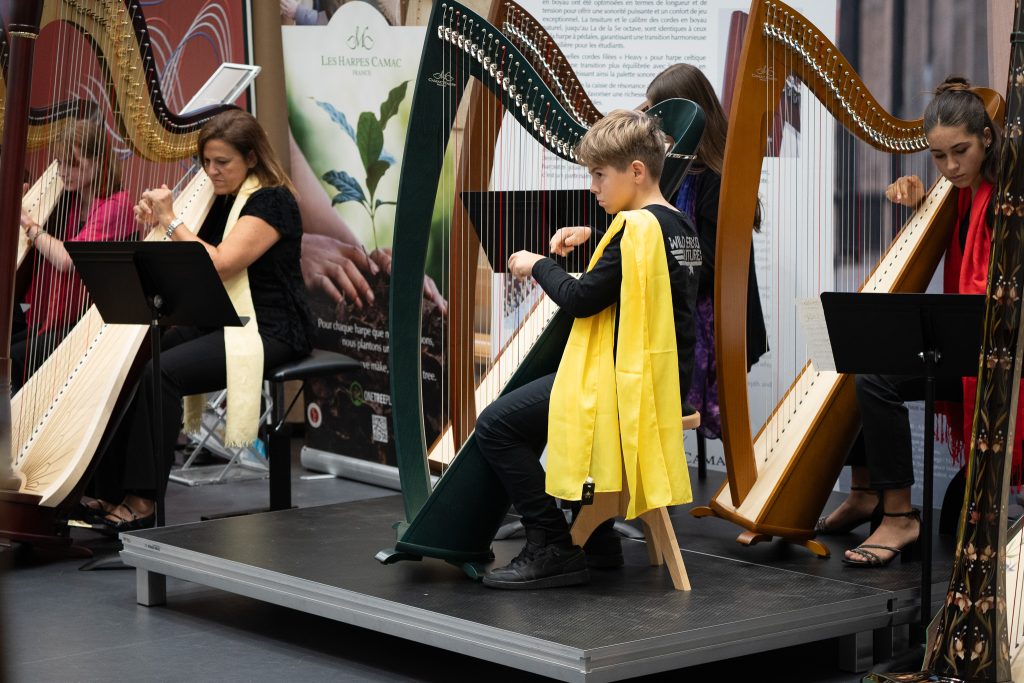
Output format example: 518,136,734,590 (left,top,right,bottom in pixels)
478,110,702,589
